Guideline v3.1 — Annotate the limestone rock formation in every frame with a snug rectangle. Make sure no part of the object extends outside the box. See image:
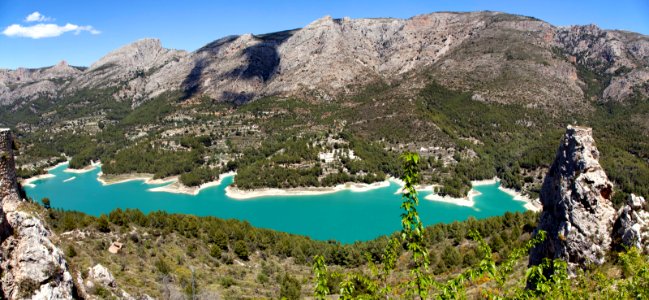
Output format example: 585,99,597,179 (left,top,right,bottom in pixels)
613,194,649,252
79,263,151,300
87,264,116,288
529,125,617,269
0,61,81,105
0,128,77,299
555,25,649,102
0,129,18,200
71,38,187,105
